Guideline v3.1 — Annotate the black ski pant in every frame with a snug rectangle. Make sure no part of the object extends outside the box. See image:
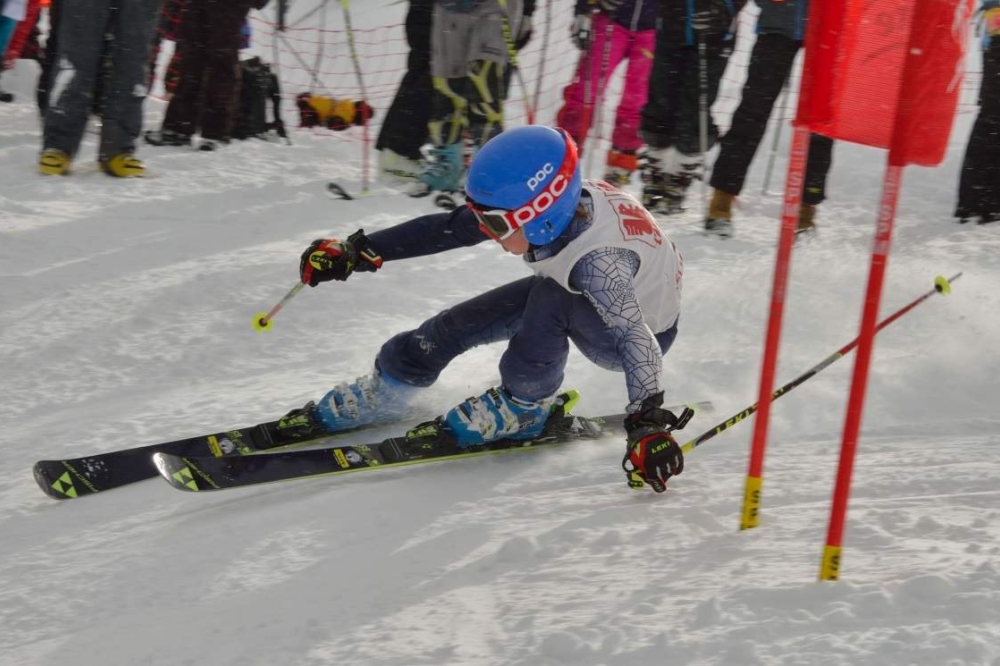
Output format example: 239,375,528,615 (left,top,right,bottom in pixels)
956,37,1000,219
639,34,732,154
375,0,433,160
162,0,254,141
42,0,160,162
710,33,834,205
